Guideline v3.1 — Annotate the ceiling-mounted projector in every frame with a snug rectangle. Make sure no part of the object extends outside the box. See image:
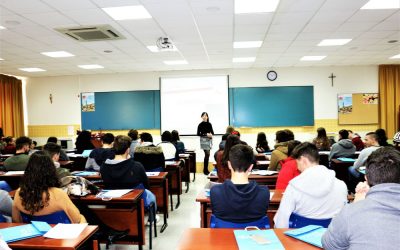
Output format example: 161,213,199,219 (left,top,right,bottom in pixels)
156,37,174,50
